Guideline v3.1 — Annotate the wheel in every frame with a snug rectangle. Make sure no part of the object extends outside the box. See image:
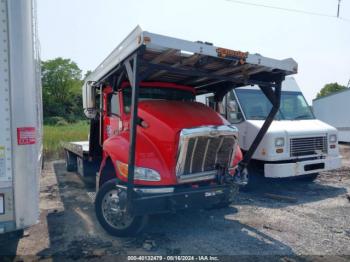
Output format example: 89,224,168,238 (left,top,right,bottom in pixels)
207,184,239,209
240,165,267,192
65,150,77,172
95,180,148,237
297,173,319,182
